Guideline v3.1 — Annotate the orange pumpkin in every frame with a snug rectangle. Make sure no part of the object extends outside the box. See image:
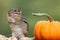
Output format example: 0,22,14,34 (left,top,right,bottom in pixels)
32,13,60,40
